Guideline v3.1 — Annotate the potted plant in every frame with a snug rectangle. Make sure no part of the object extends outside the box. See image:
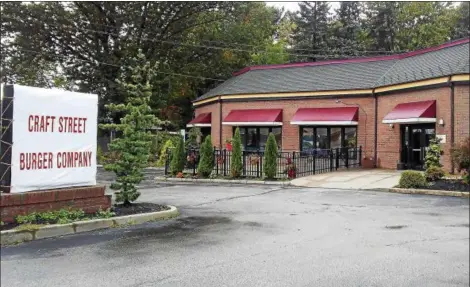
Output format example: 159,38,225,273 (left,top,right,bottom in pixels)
225,139,233,151
283,157,297,179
